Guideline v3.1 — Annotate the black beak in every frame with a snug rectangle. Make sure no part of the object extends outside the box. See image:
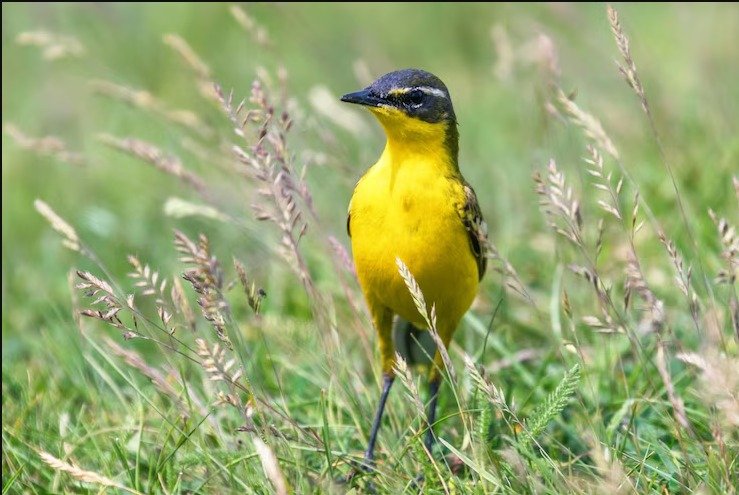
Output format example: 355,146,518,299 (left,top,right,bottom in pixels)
340,88,383,107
